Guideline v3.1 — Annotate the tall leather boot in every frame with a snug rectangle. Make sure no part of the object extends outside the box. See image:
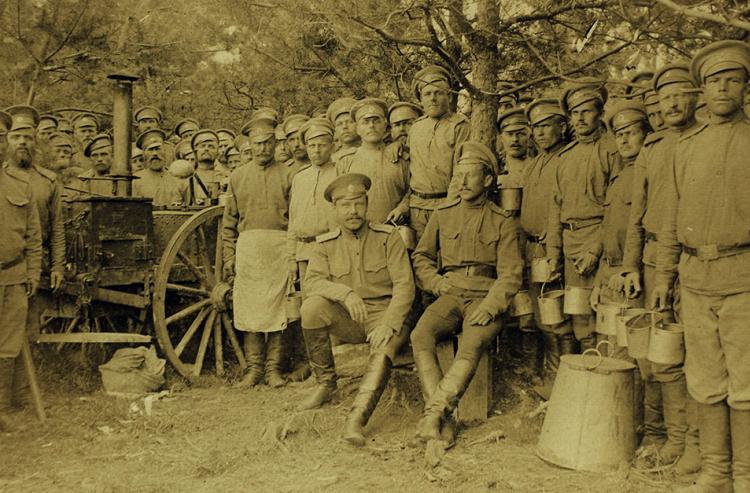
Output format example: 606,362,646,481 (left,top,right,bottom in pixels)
558,332,579,355
238,332,265,388
416,350,480,442
298,328,336,410
265,331,286,388
731,408,750,492
343,353,392,447
520,329,541,378
658,378,688,463
681,401,732,493
11,353,30,409
533,331,560,401
676,395,702,475
0,358,15,431
413,350,443,404
285,322,311,382
641,380,667,447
